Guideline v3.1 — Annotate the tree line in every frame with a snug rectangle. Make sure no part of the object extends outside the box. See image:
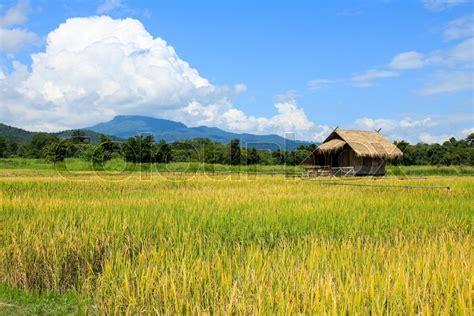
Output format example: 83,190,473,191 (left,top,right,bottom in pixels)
393,135,473,165
0,130,472,166
0,130,316,166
